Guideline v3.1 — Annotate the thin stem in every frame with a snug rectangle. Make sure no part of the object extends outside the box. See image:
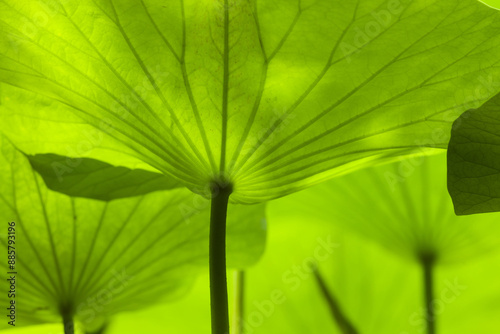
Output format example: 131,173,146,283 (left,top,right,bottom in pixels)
62,312,74,334
313,268,358,334
209,183,232,334
232,271,245,334
422,254,436,334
